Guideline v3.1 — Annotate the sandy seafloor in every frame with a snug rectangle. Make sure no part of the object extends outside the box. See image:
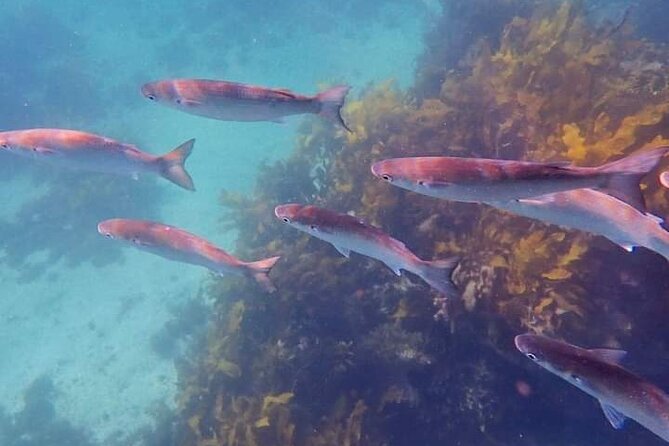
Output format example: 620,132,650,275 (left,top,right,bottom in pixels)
0,1,437,442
